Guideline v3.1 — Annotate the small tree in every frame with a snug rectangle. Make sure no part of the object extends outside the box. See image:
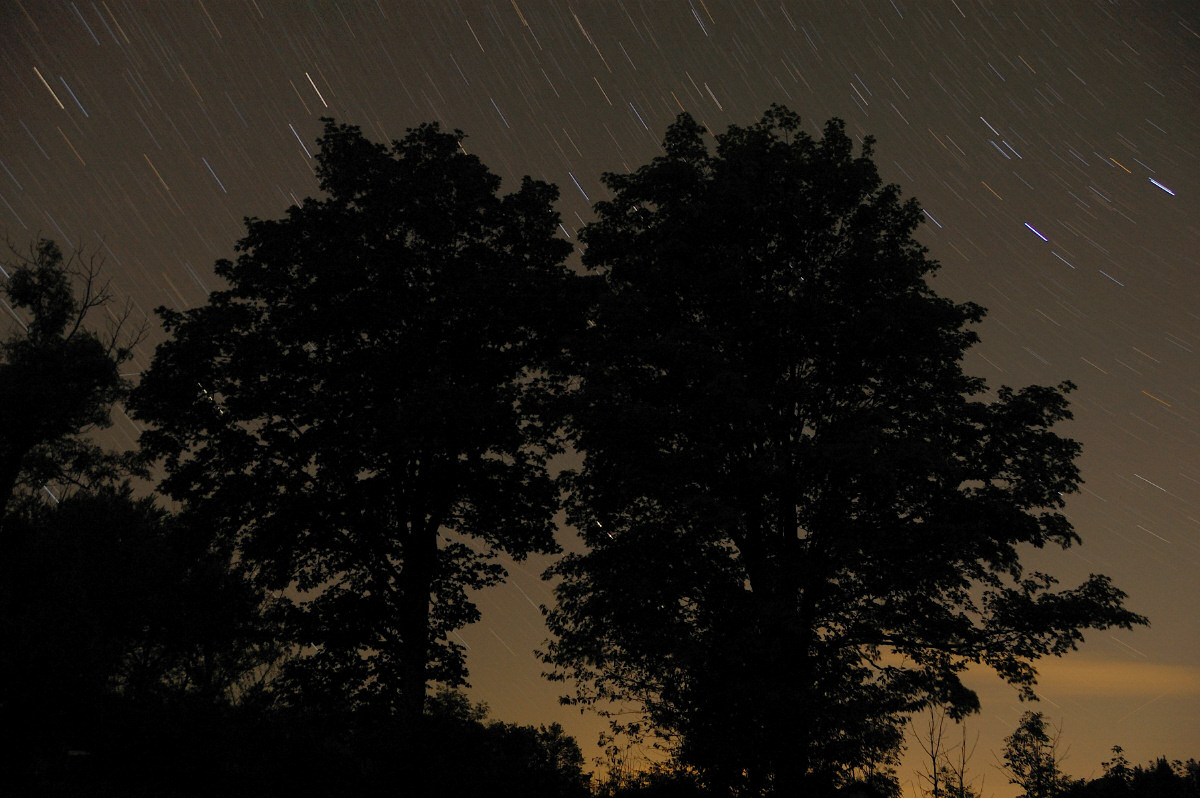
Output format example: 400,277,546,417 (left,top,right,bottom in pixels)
1100,746,1133,793
1001,711,1067,798
0,238,143,521
911,707,981,798
941,720,983,798
913,707,950,798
